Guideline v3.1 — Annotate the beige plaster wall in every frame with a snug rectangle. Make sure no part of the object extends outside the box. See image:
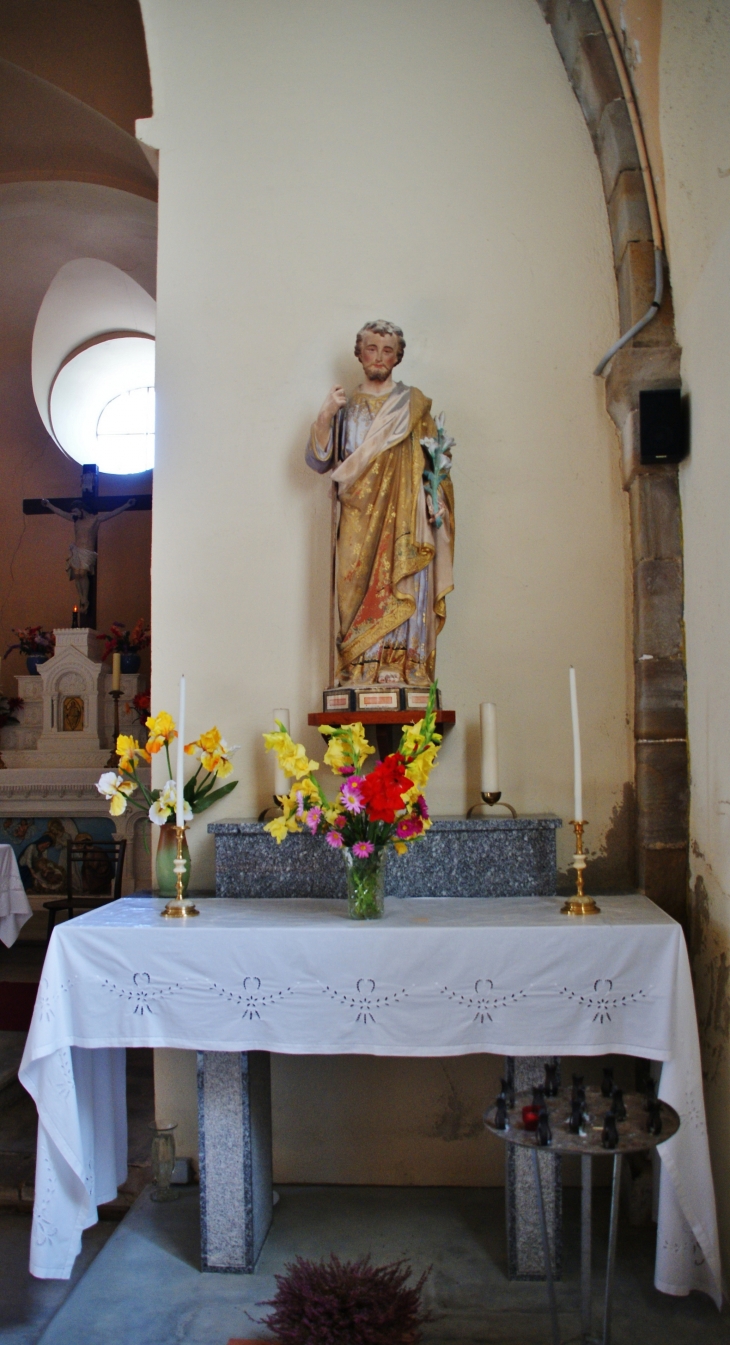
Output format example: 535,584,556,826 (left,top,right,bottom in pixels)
660,0,730,1274
141,0,632,1180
